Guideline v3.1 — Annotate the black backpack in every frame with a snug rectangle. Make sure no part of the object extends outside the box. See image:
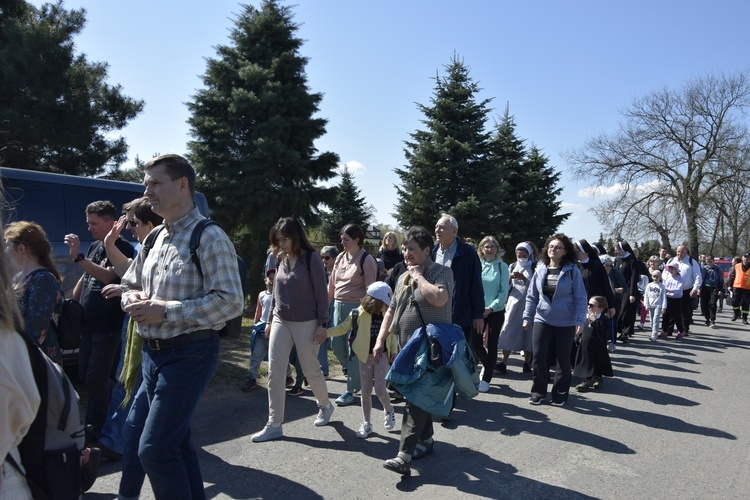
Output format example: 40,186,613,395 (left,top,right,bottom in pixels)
54,298,87,350
142,219,246,335
9,330,85,499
